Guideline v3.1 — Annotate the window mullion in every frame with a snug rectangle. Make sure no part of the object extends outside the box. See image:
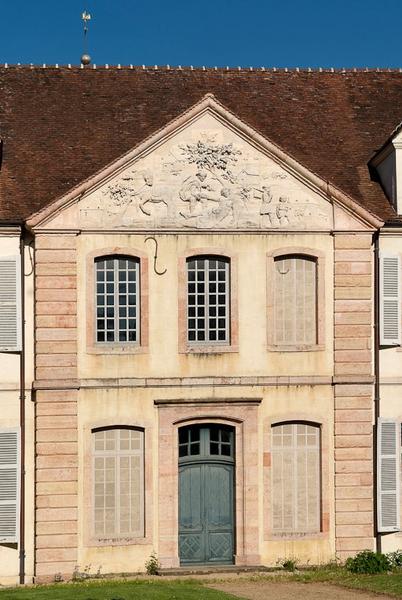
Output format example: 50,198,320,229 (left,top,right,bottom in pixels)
114,259,119,343
205,260,210,341
116,432,120,535
225,261,229,343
